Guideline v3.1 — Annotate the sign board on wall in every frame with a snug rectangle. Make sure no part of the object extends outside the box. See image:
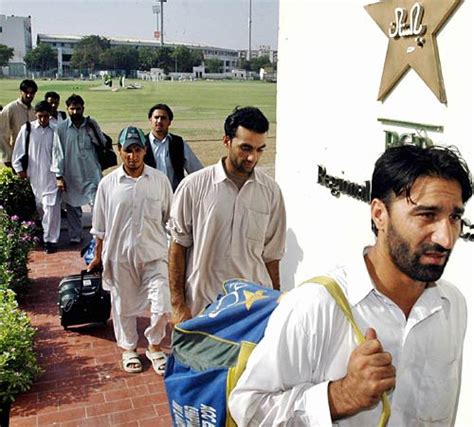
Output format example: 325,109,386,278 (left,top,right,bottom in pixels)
365,0,461,103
